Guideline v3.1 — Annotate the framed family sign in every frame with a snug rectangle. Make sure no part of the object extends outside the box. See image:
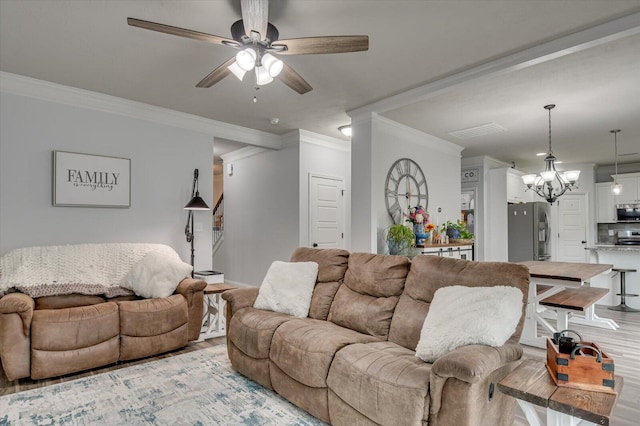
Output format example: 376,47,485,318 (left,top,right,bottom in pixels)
53,151,131,207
